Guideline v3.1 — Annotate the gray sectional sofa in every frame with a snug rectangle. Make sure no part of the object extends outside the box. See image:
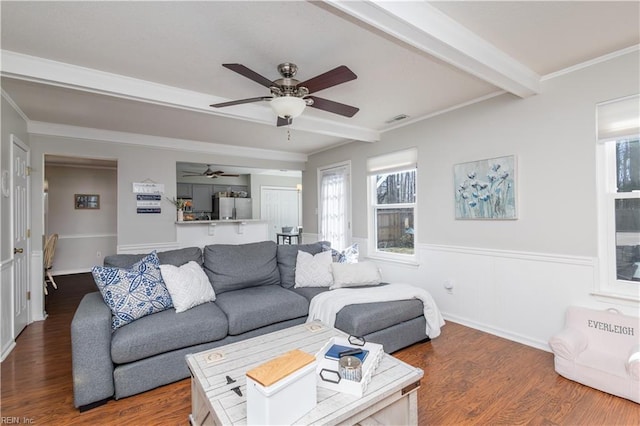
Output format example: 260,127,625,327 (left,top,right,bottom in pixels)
71,240,430,410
